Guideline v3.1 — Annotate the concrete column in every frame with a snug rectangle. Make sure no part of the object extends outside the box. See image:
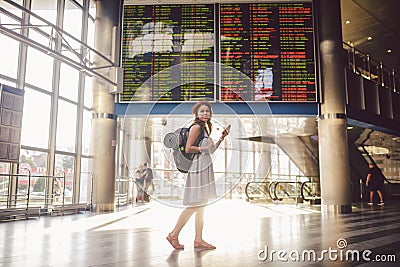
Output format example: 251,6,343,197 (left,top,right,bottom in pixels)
90,0,121,212
315,0,352,214
120,118,149,176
